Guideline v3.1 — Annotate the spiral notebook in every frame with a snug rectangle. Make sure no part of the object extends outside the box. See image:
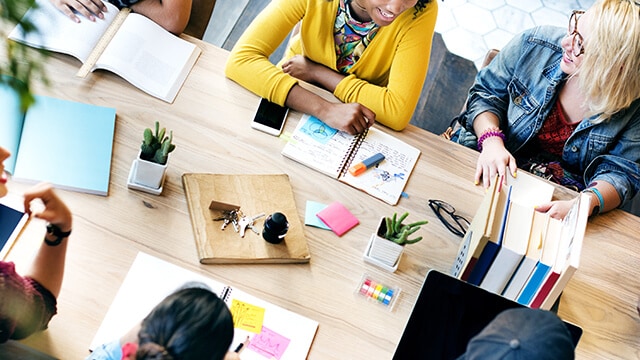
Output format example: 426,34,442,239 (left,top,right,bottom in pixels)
282,115,420,205
89,252,319,360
